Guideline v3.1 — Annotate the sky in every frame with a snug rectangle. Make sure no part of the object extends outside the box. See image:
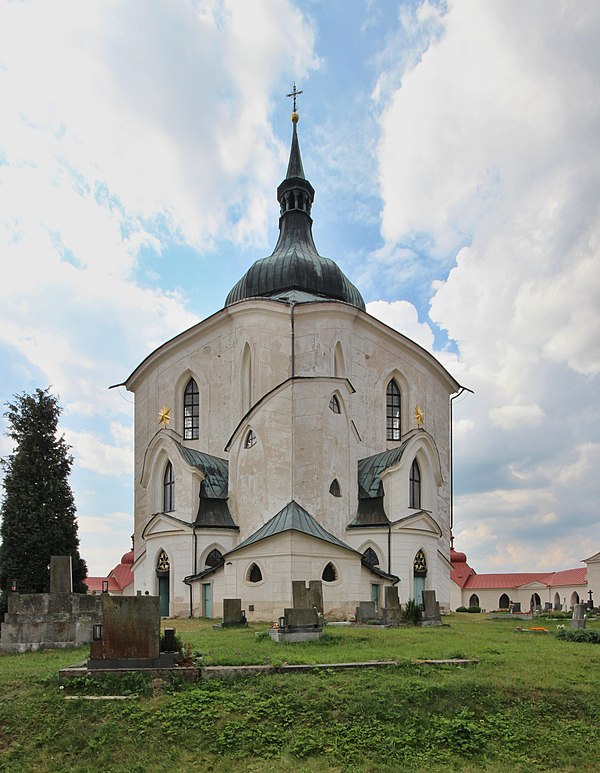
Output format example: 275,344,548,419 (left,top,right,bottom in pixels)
1,0,599,577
